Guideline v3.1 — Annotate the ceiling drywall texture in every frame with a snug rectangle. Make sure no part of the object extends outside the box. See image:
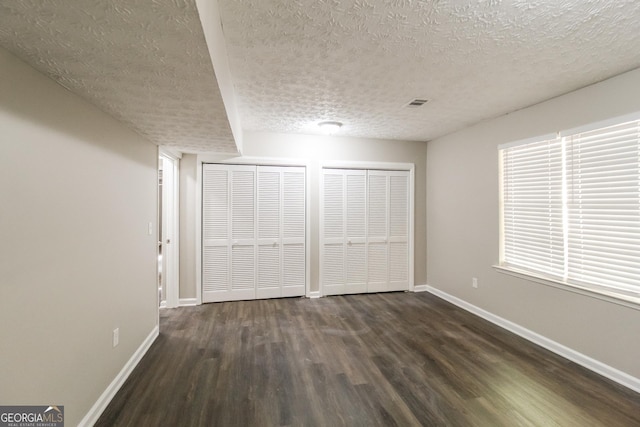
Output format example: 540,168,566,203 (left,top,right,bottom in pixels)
0,0,237,153
218,0,640,141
